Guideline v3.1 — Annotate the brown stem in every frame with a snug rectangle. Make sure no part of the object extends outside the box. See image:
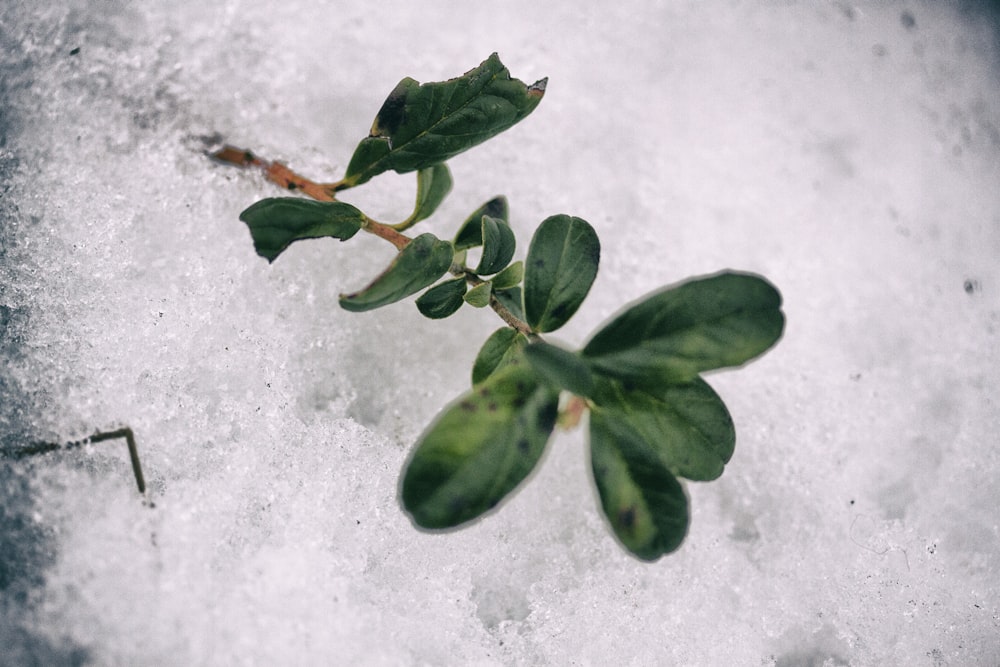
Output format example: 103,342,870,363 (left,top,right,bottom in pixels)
210,145,344,201
489,293,534,337
363,218,412,250
462,272,534,337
